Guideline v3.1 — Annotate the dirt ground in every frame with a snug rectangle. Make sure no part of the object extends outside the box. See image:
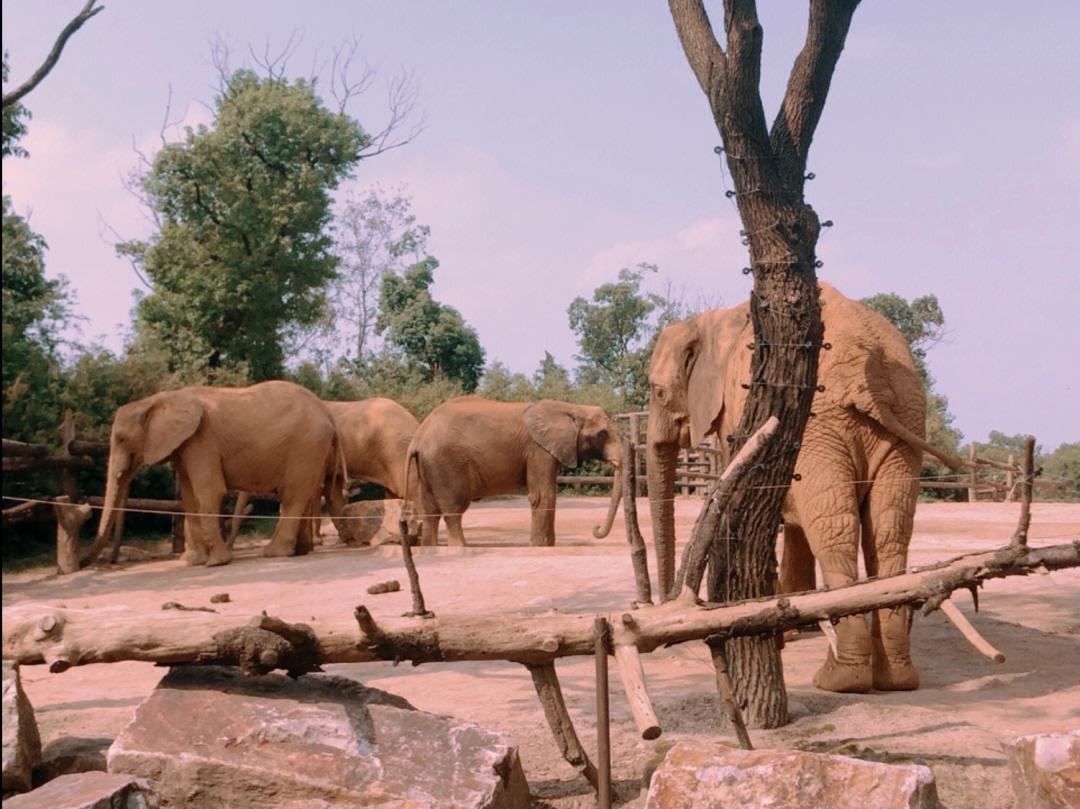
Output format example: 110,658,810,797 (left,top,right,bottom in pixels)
4,498,1078,808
